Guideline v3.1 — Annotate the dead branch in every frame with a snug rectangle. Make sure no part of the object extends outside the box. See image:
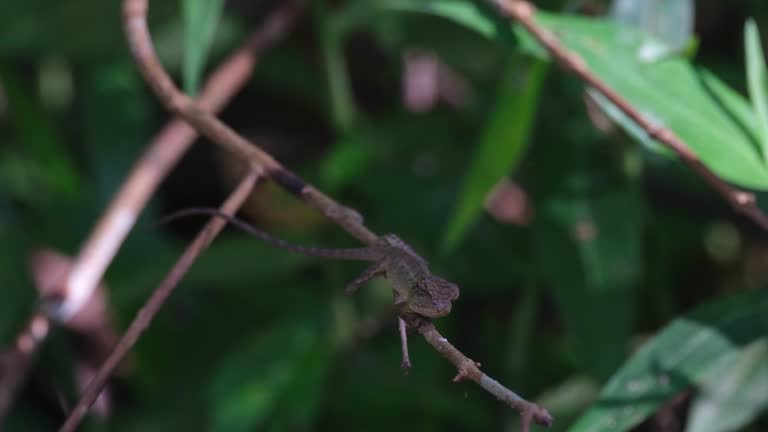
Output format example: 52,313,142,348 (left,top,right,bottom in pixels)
57,3,300,321
59,170,261,432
